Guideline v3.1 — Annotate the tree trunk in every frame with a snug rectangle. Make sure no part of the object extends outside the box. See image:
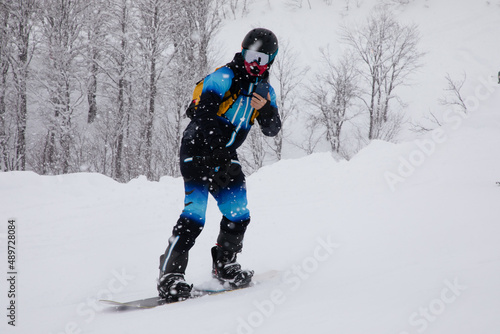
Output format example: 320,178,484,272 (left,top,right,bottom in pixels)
87,62,98,123
16,52,28,170
144,4,159,180
114,4,127,181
